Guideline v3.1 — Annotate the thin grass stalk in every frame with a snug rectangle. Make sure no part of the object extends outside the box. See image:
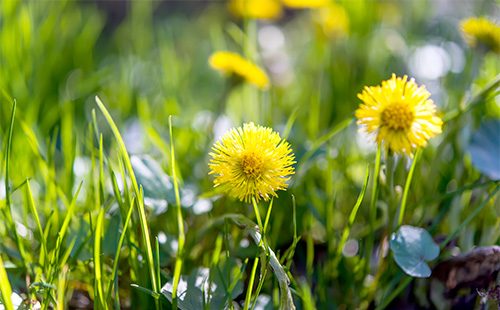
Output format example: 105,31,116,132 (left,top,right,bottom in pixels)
243,257,259,310
56,266,69,310
155,237,161,297
106,197,136,301
2,100,27,265
94,208,106,309
169,116,185,310
397,148,422,227
250,267,268,310
365,146,382,274
334,167,370,266
0,254,14,310
95,97,159,309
